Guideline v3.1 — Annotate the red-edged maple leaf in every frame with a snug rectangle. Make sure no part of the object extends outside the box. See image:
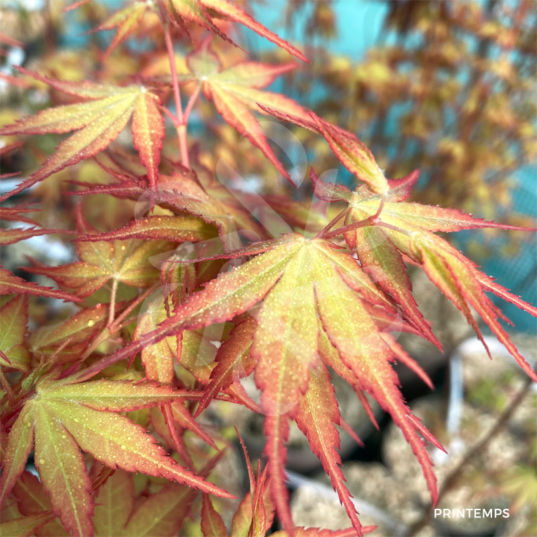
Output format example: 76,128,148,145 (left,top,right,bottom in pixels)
179,41,310,182
195,315,256,416
120,480,197,537
201,494,227,537
311,169,537,383
0,141,23,157
166,0,308,62
229,435,274,537
92,470,133,537
0,266,80,302
93,455,222,537
0,68,165,201
27,302,123,365
72,164,266,250
83,233,442,534
134,280,218,458
0,512,54,537
90,1,153,60
0,202,71,246
0,380,233,537
0,205,40,225
77,214,216,243
25,210,168,299
0,295,30,373
12,472,68,537
73,0,307,61
294,363,362,534
259,106,390,194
